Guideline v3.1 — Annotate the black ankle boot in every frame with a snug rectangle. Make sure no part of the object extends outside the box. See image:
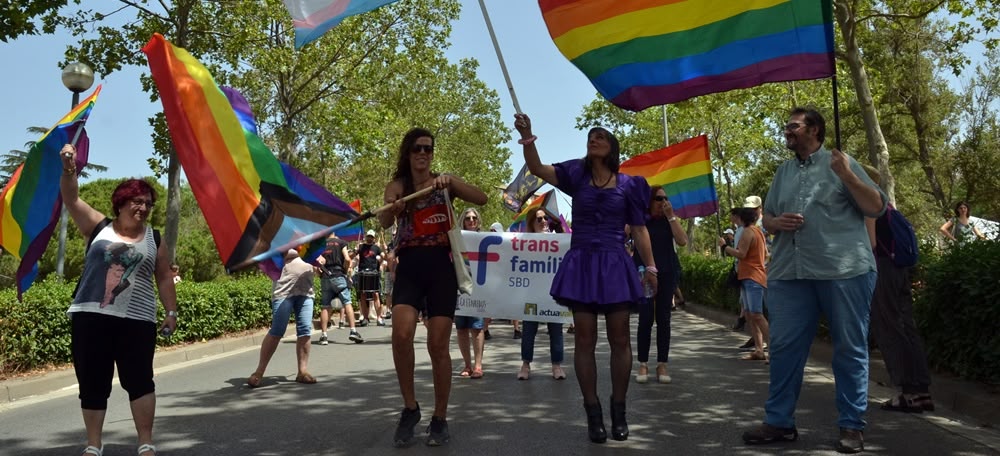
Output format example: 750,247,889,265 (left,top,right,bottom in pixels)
584,402,607,443
610,397,629,441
